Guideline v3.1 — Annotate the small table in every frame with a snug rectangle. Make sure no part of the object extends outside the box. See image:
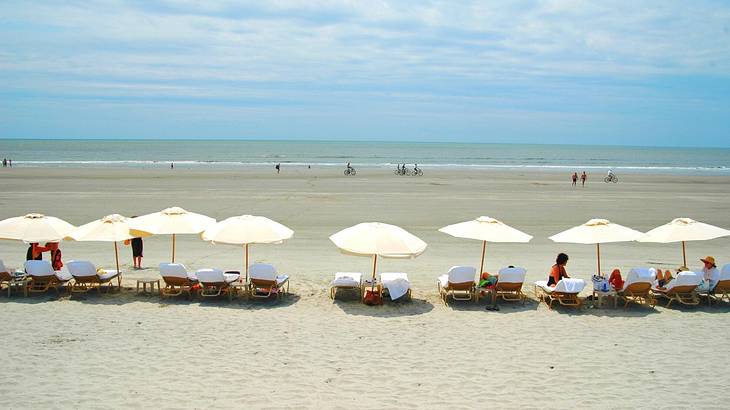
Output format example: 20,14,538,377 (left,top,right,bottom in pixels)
361,280,383,304
230,282,248,300
136,278,160,295
592,289,618,308
7,276,29,297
